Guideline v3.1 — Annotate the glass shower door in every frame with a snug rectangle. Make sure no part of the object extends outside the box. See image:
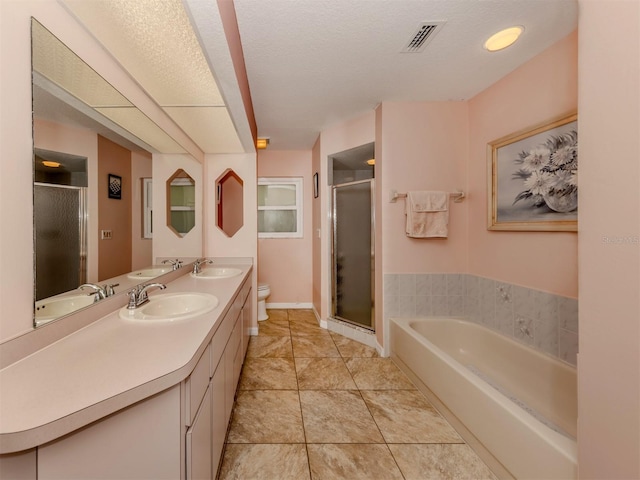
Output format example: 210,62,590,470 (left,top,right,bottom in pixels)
34,183,87,300
332,179,374,330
